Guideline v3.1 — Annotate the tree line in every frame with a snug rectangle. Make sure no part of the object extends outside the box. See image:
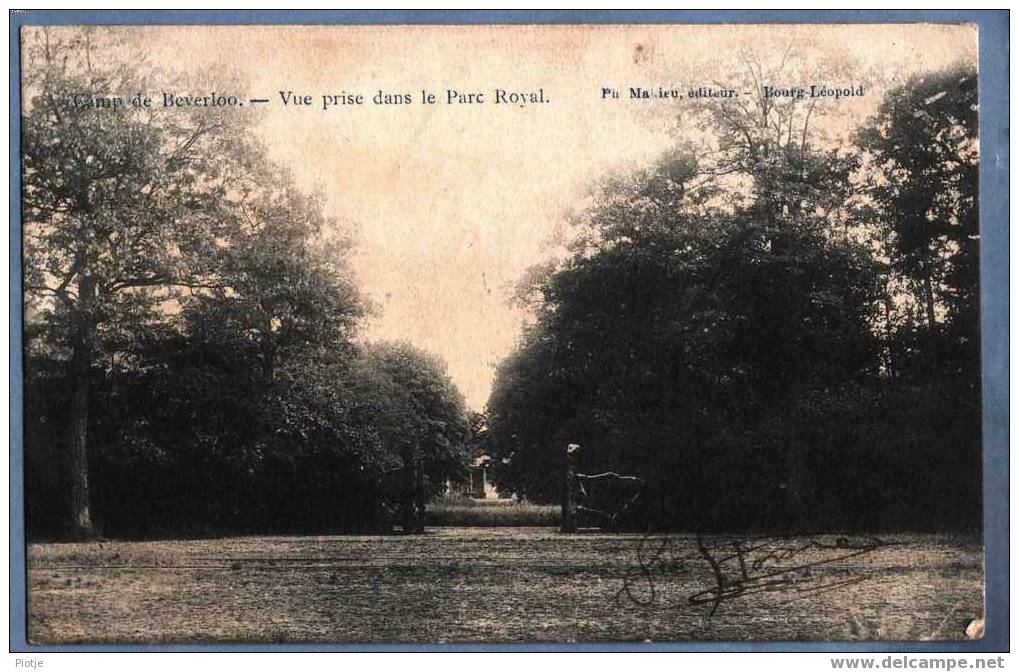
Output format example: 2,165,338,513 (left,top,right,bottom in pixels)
484,59,981,533
22,28,473,539
22,31,981,539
